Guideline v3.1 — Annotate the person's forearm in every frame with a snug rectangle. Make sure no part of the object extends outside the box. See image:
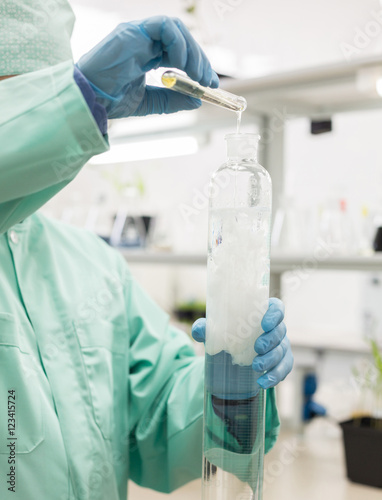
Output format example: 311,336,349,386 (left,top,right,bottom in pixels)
0,71,107,133
0,61,108,234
